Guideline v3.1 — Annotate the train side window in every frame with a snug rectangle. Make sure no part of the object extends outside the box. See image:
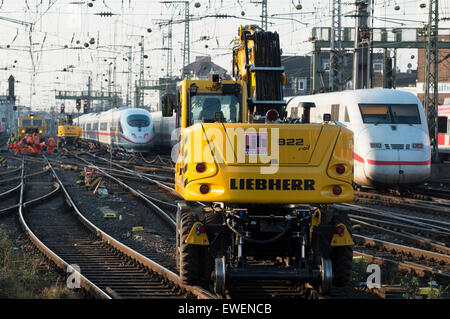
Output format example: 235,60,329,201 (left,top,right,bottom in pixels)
438,116,448,134
93,122,98,130
331,104,340,121
86,123,91,130
100,122,107,131
344,106,350,122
